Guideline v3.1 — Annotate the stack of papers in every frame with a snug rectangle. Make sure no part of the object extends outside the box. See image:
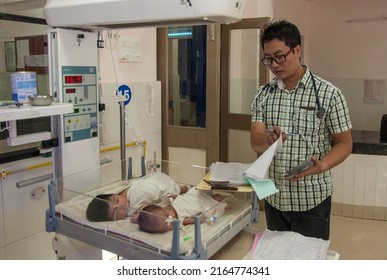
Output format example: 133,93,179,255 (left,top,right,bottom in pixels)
209,136,283,199
249,230,330,260
210,162,251,185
